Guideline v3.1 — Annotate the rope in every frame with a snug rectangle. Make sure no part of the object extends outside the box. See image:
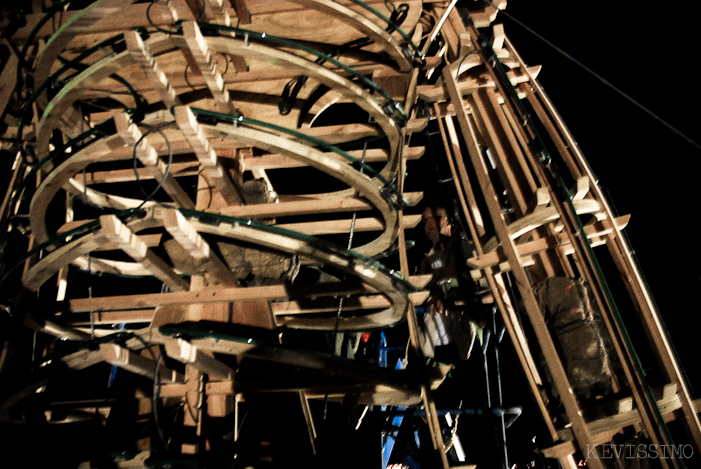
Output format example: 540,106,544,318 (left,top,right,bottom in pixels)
479,0,701,152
